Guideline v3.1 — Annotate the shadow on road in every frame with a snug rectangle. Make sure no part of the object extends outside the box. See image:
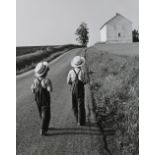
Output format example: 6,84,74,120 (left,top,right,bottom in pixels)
45,121,115,137
46,127,101,136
